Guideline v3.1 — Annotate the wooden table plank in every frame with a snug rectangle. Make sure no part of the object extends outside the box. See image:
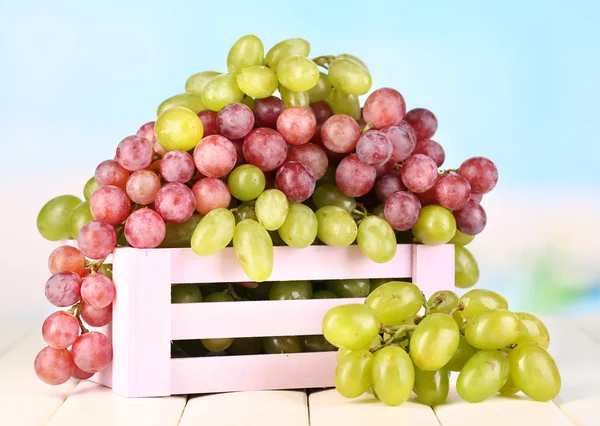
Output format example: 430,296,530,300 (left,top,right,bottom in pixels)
0,322,36,356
